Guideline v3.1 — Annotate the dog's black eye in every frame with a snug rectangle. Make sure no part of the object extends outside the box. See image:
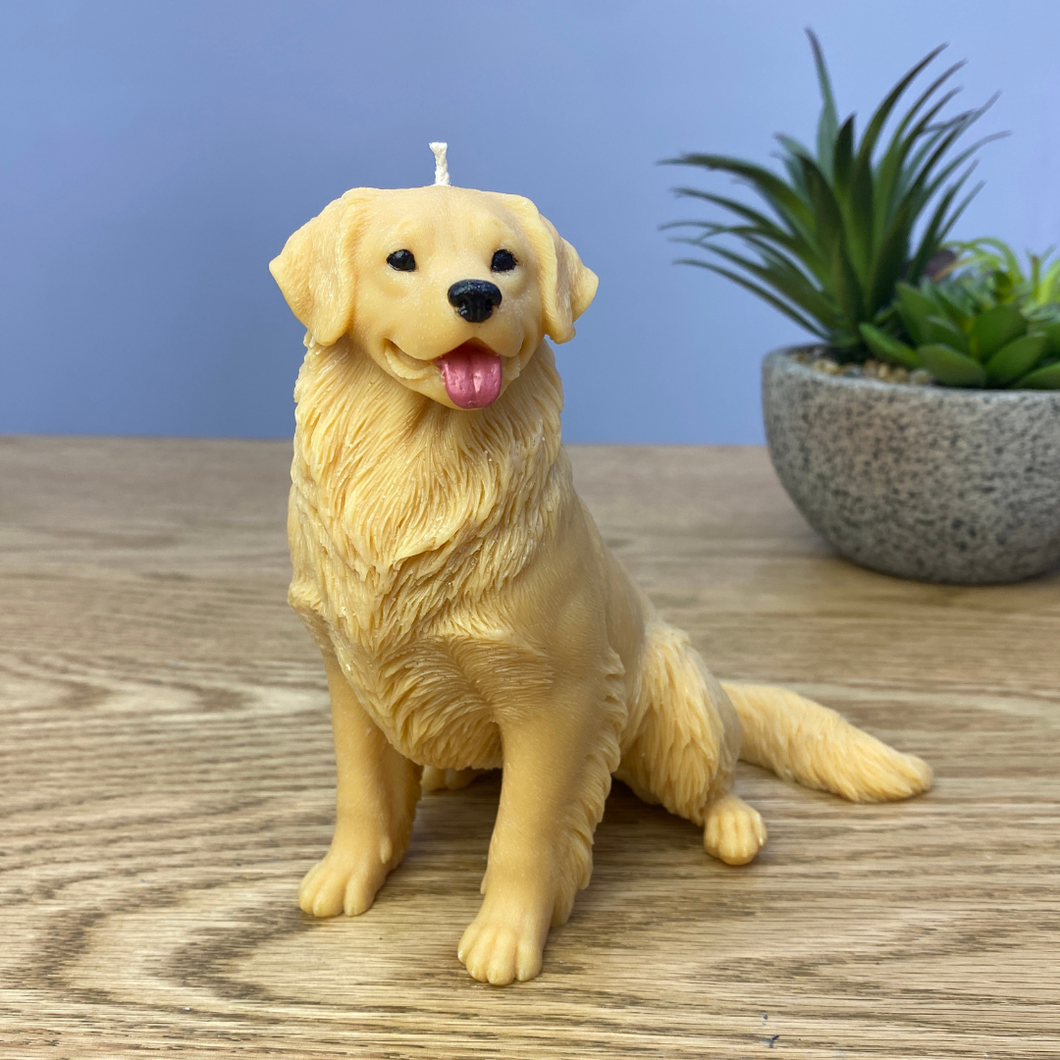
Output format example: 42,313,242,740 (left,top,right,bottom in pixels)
387,249,416,272
491,249,517,272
